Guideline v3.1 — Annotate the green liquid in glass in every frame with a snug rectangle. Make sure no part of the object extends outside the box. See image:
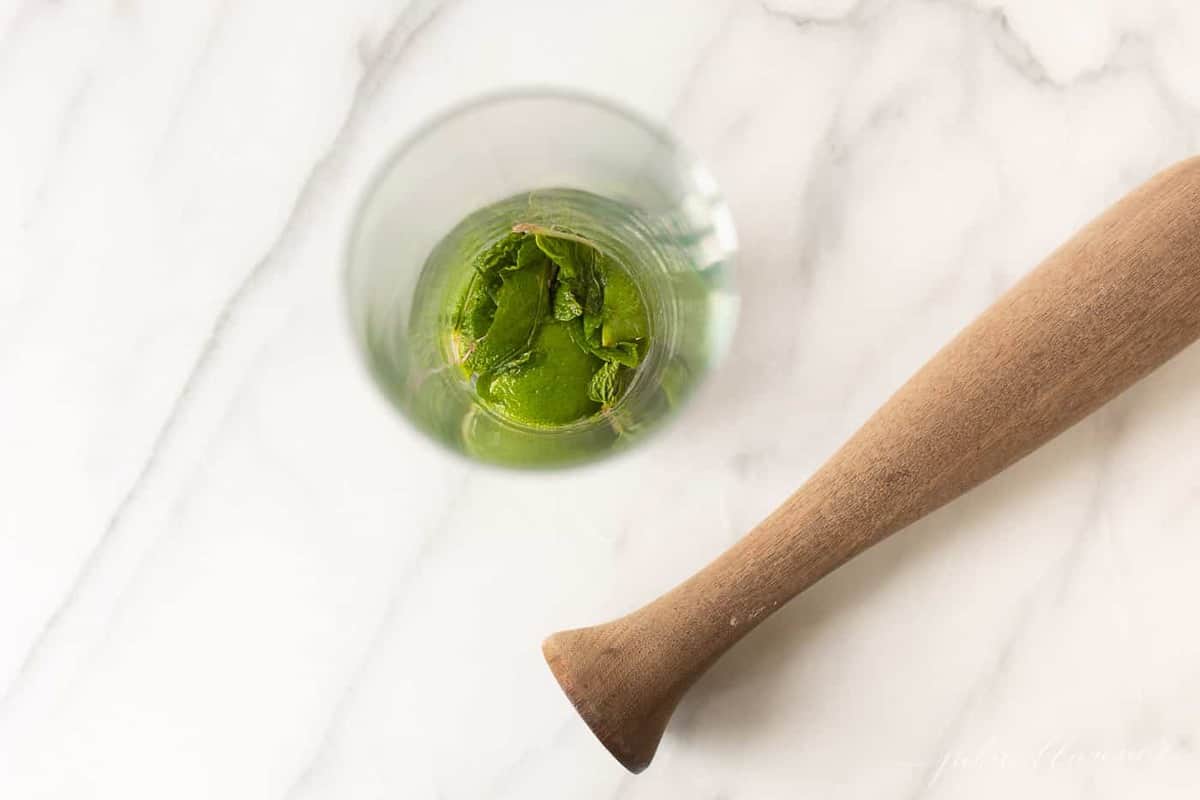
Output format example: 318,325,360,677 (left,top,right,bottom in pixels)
392,188,728,467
